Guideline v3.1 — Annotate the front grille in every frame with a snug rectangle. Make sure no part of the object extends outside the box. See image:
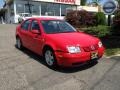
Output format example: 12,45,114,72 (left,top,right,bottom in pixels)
83,44,98,52
83,47,90,52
